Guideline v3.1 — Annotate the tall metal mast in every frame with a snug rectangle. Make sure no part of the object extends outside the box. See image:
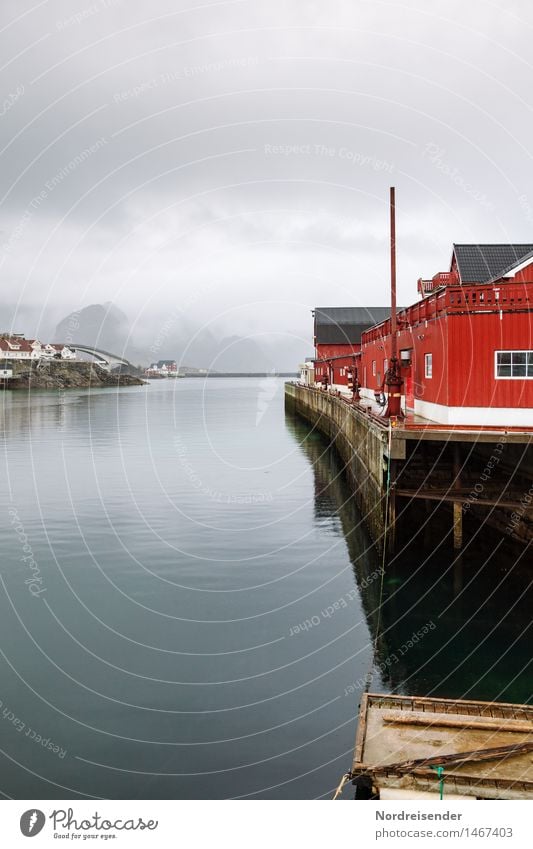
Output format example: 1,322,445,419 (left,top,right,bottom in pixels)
384,187,404,419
